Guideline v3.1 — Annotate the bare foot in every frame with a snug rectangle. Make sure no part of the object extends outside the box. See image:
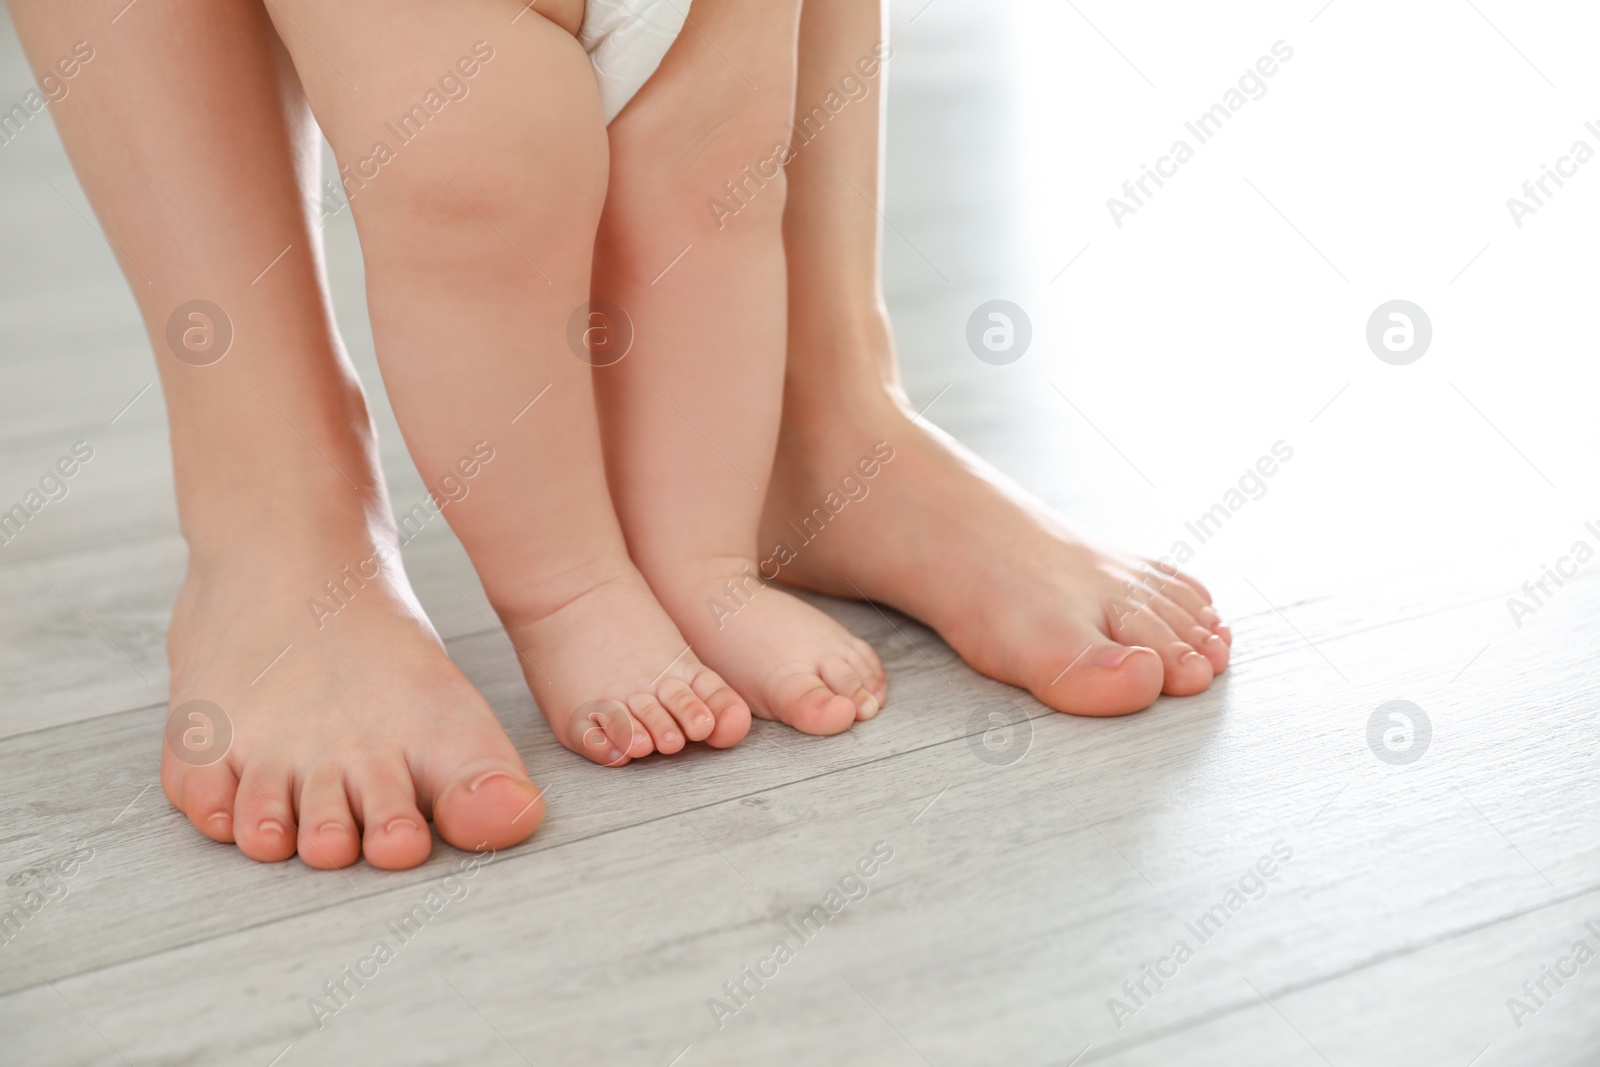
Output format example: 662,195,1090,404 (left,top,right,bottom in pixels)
162,529,545,870
498,560,751,765
642,557,887,736
253,3,751,771
576,0,880,736
762,393,1230,717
